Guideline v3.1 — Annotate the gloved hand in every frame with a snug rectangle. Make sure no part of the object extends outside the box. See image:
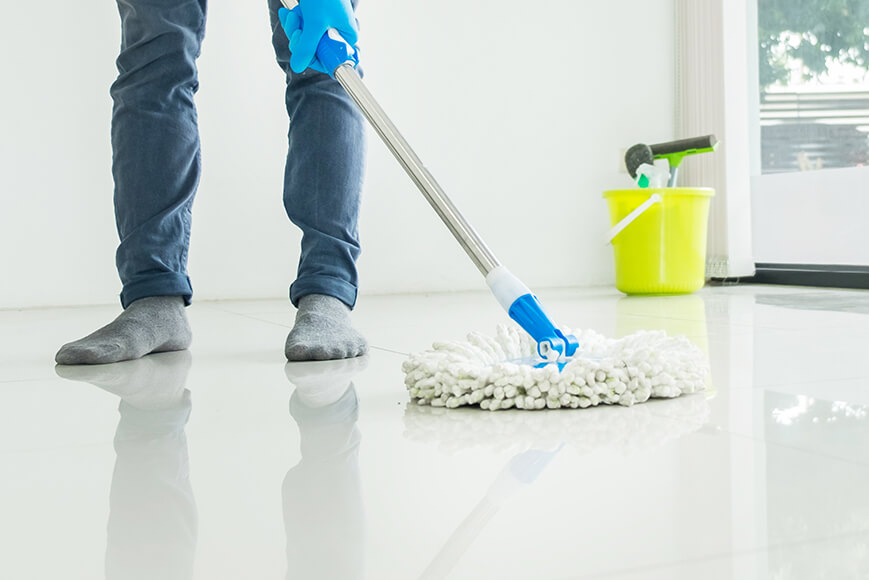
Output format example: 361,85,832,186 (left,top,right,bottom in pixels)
278,0,359,75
